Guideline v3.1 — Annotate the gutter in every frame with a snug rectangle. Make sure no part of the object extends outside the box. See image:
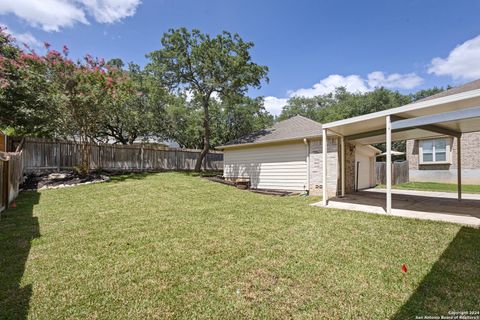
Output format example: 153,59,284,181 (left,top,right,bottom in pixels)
216,133,329,150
